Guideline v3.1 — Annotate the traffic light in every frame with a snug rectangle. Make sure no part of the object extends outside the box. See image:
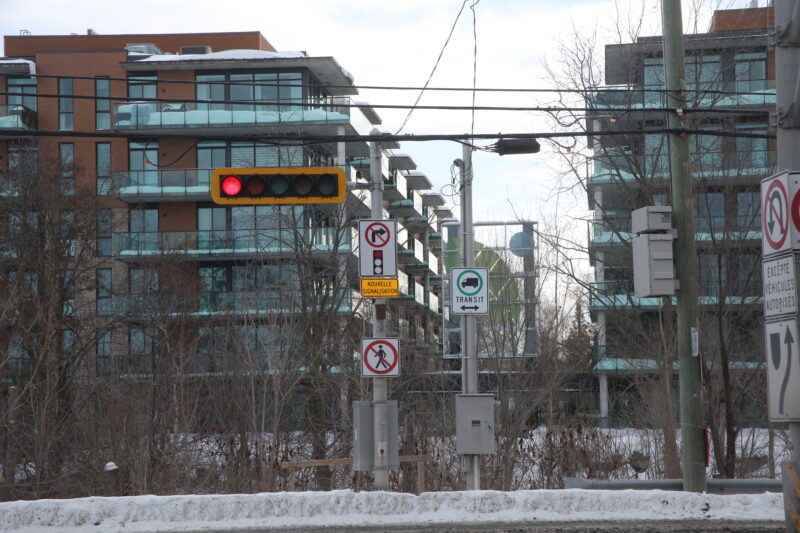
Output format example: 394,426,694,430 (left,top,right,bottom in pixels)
210,167,347,205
